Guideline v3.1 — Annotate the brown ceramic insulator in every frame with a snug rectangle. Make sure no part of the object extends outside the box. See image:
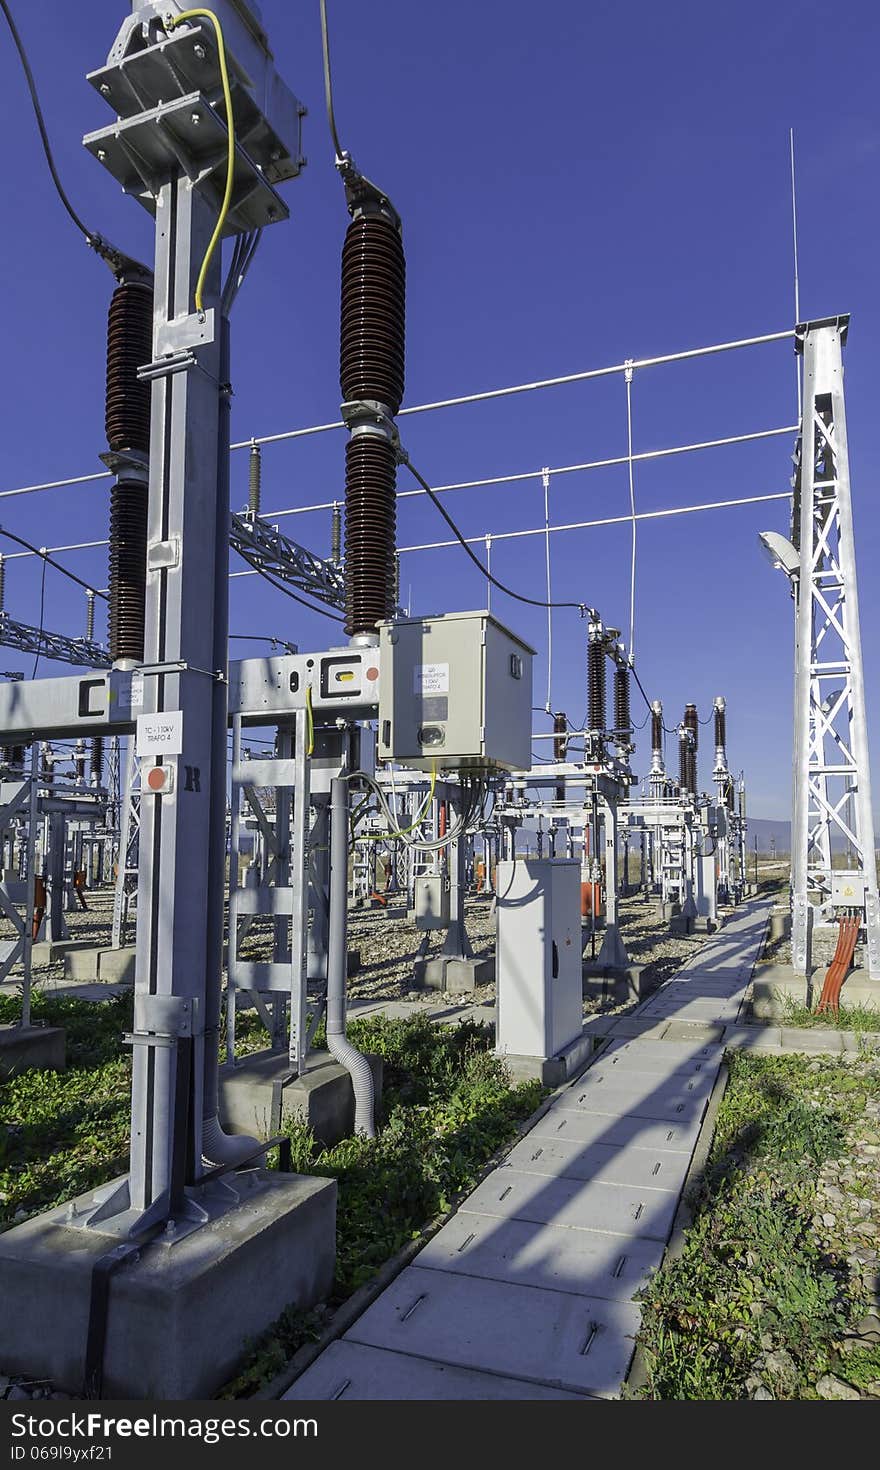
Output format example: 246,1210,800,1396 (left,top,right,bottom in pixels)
108,480,147,662
651,707,663,753
614,667,631,738
340,213,405,412
105,281,153,454
587,639,606,732
343,434,397,636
